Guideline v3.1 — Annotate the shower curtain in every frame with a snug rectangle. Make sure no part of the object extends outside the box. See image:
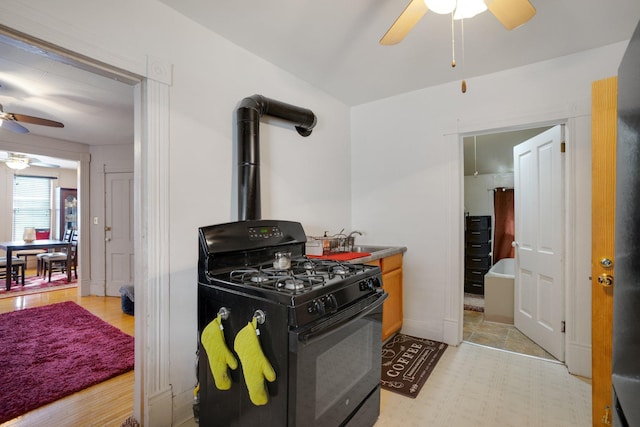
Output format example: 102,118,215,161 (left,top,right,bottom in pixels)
493,188,515,263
